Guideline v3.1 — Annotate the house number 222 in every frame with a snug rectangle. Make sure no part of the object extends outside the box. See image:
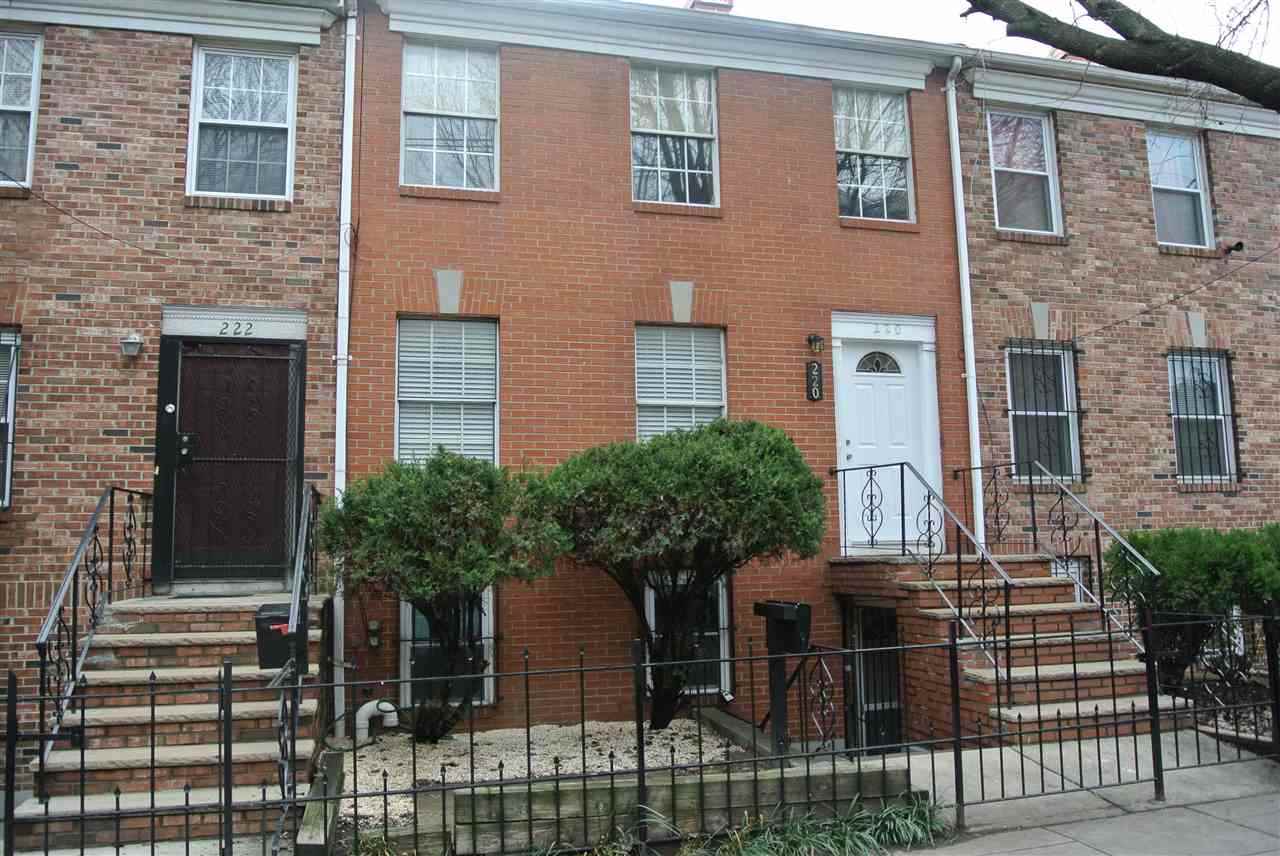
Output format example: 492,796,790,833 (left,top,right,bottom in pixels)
218,321,255,336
